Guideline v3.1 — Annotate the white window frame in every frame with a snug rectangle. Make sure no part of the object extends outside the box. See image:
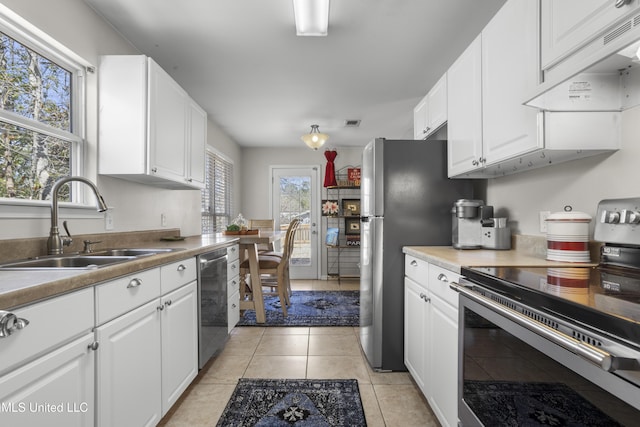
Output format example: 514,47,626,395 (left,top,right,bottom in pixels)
0,4,95,216
201,147,234,234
